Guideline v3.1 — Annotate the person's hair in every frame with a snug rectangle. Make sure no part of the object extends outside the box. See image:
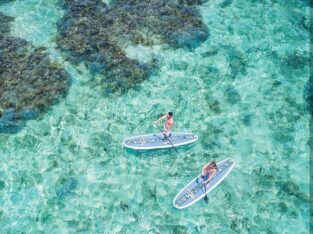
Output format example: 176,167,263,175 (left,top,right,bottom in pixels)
209,161,217,169
168,112,173,116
